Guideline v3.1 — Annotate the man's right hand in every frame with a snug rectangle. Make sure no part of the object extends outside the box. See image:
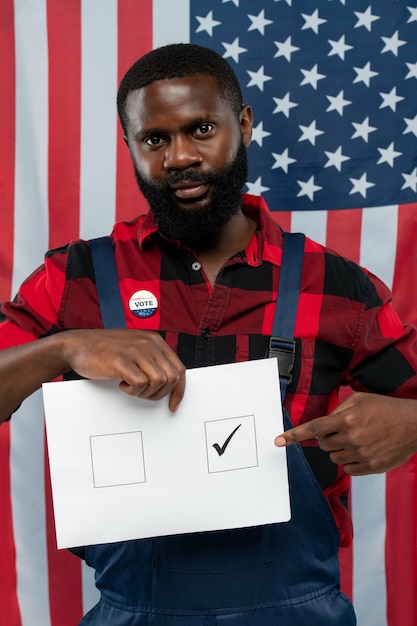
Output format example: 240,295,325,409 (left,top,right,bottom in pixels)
63,329,186,412
0,329,186,423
